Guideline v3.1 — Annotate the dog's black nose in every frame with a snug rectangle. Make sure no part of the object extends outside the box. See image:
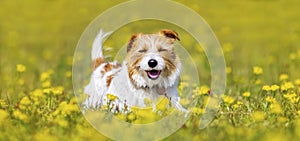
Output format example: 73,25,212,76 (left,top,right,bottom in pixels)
148,59,158,68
